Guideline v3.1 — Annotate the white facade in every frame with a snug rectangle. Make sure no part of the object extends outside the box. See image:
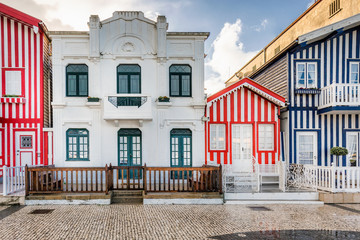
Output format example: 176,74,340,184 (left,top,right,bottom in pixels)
50,12,209,167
